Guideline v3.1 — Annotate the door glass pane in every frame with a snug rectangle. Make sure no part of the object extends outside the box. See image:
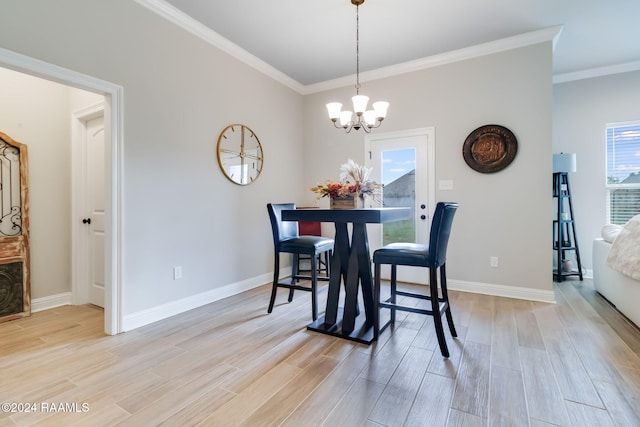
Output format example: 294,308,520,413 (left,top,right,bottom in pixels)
381,148,416,245
0,137,22,237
